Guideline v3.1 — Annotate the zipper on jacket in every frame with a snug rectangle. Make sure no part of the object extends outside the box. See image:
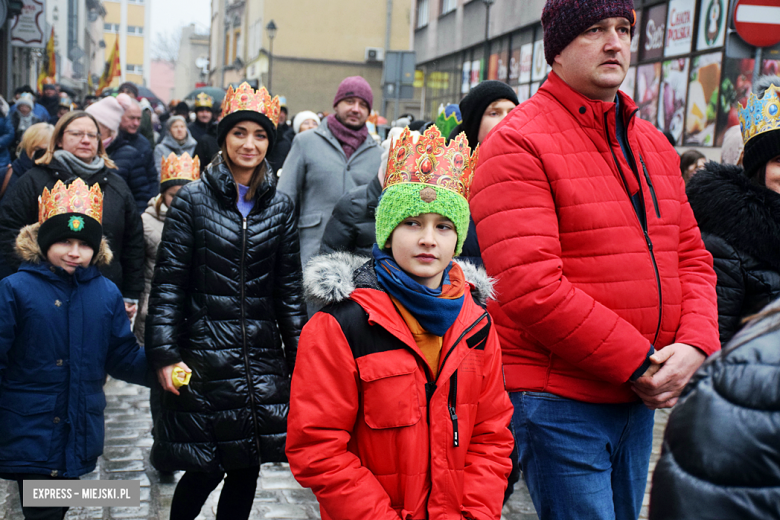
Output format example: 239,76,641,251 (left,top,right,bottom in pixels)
604,112,663,345
639,155,661,218
239,216,263,458
448,370,459,447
